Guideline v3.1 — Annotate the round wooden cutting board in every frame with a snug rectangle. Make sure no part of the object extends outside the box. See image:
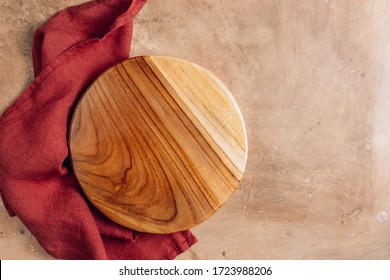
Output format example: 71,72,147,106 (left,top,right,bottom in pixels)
69,56,248,234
